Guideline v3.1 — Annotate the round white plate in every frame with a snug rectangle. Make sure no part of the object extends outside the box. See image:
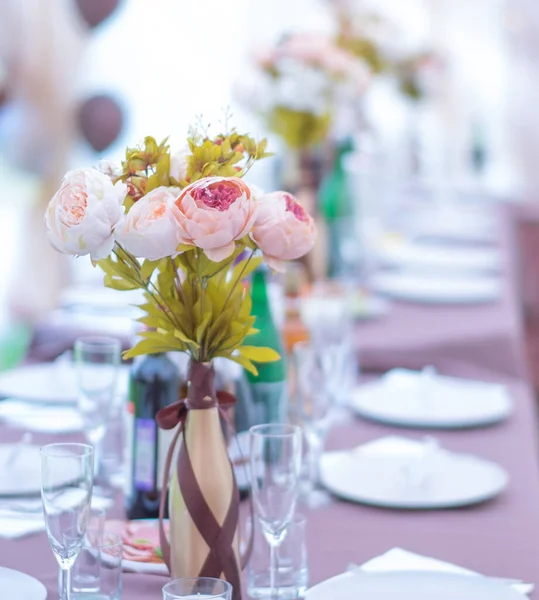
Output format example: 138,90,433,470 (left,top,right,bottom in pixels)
306,571,522,600
0,399,83,433
0,443,82,497
0,567,46,600
369,272,500,304
375,241,500,274
350,377,512,429
319,447,508,509
0,363,129,404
